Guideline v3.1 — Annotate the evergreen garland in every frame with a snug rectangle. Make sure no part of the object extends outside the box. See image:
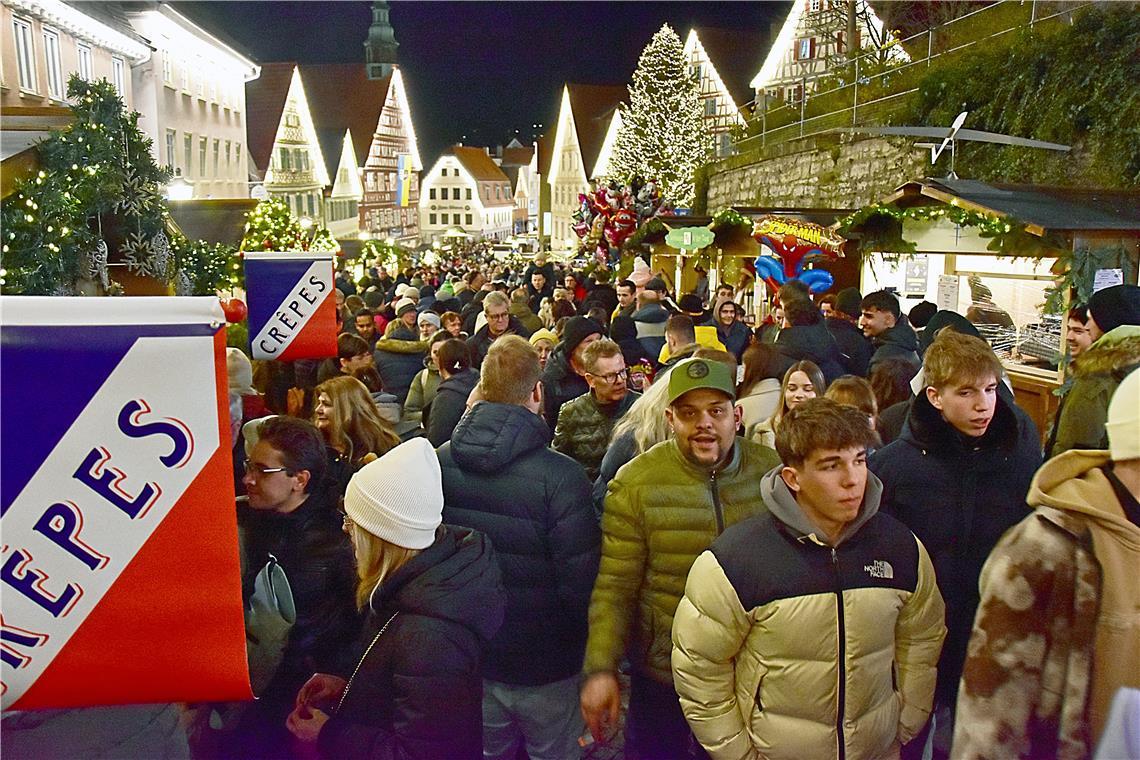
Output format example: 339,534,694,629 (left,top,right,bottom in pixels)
609,25,711,207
